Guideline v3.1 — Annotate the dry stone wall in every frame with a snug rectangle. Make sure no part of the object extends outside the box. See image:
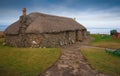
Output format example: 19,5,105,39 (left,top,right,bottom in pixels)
4,30,86,48
27,31,77,48
78,30,83,41
5,35,20,47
